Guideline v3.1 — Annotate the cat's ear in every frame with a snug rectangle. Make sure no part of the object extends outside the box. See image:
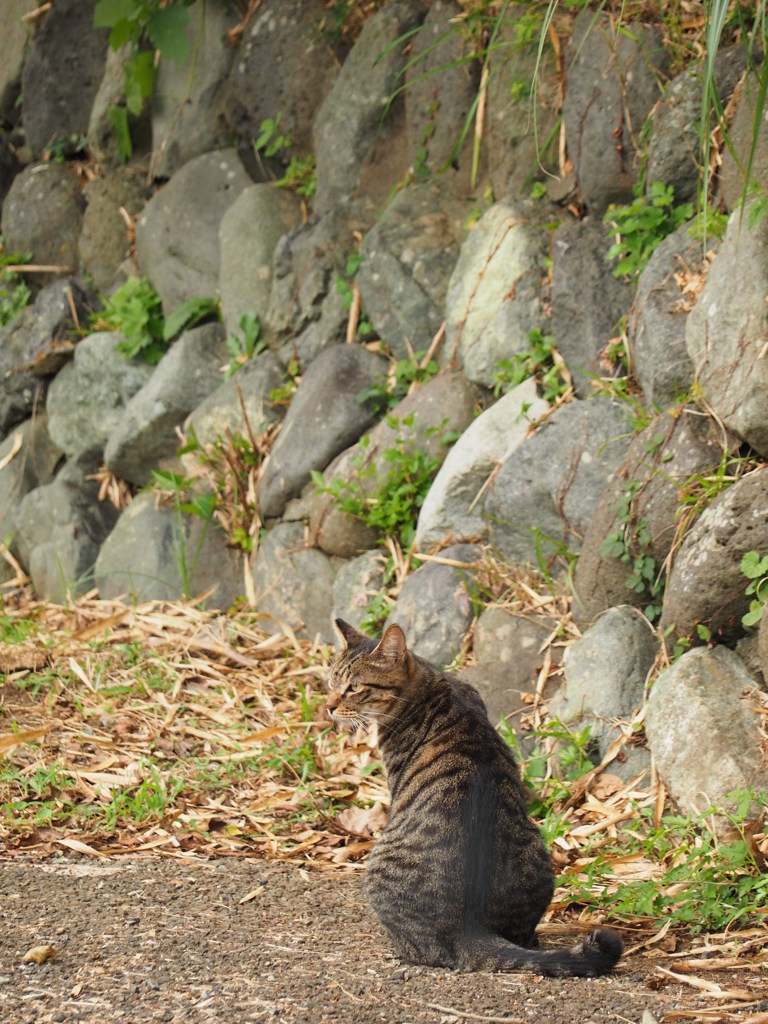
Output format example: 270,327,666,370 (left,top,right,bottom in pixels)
333,618,367,650
373,623,407,662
